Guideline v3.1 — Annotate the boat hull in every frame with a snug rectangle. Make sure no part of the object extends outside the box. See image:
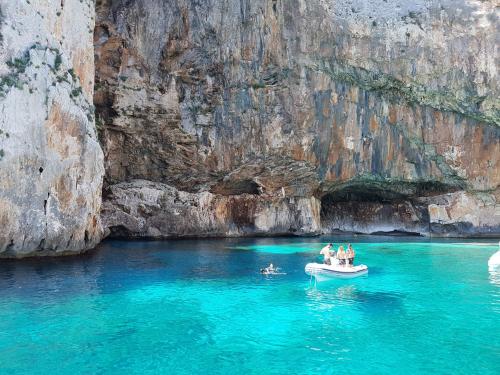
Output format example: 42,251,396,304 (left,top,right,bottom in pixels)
305,263,368,281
